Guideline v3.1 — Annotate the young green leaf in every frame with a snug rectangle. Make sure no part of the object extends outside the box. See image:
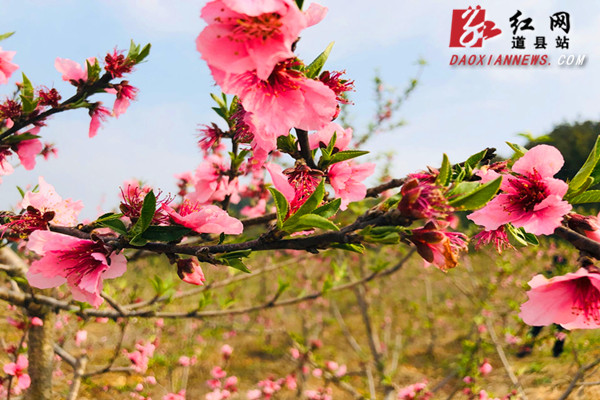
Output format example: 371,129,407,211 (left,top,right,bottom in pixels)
449,176,502,210
285,214,339,233
282,180,325,229
312,198,341,219
141,225,191,242
129,190,156,238
305,41,334,79
98,219,128,236
464,149,488,169
435,153,451,186
327,150,369,166
0,32,15,42
506,142,527,159
567,135,600,198
268,187,290,229
569,190,600,204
